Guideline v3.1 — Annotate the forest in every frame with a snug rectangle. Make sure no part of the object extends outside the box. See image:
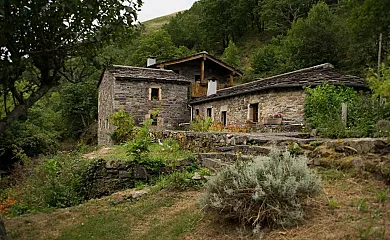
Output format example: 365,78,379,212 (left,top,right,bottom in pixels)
1,0,390,170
